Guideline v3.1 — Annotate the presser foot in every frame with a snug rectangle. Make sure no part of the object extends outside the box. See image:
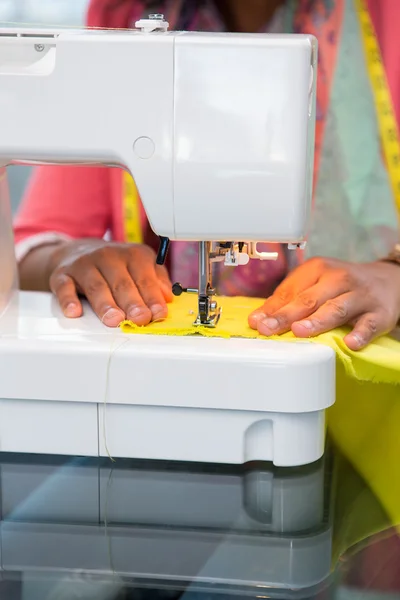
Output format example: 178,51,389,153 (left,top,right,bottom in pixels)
194,293,221,328
194,306,221,328
172,241,225,328
172,283,221,327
